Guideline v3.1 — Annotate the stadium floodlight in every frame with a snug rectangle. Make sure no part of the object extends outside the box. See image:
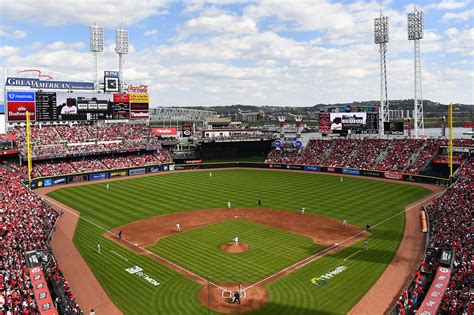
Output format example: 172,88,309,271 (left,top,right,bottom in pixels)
408,9,424,137
115,26,129,93
374,14,389,136
89,23,104,90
